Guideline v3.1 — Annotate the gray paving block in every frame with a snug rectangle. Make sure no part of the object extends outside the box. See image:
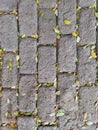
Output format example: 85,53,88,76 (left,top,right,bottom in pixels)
39,126,55,130
19,0,37,36
79,125,96,130
58,36,76,72
77,47,96,84
37,86,56,122
79,87,98,126
19,75,37,112
0,15,18,51
39,0,56,8
39,9,56,45
0,0,17,11
38,46,56,82
18,117,35,130
2,53,18,88
78,8,96,45
78,0,95,7
1,90,17,123
19,38,37,74
58,0,76,34
58,74,78,130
